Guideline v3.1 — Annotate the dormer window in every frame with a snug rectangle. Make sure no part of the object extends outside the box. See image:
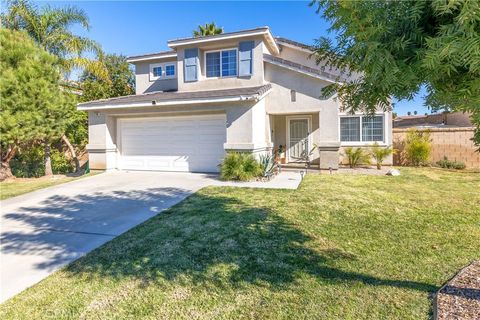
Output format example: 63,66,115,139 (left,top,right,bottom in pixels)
153,66,162,78
149,62,176,81
165,65,175,77
205,48,237,78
